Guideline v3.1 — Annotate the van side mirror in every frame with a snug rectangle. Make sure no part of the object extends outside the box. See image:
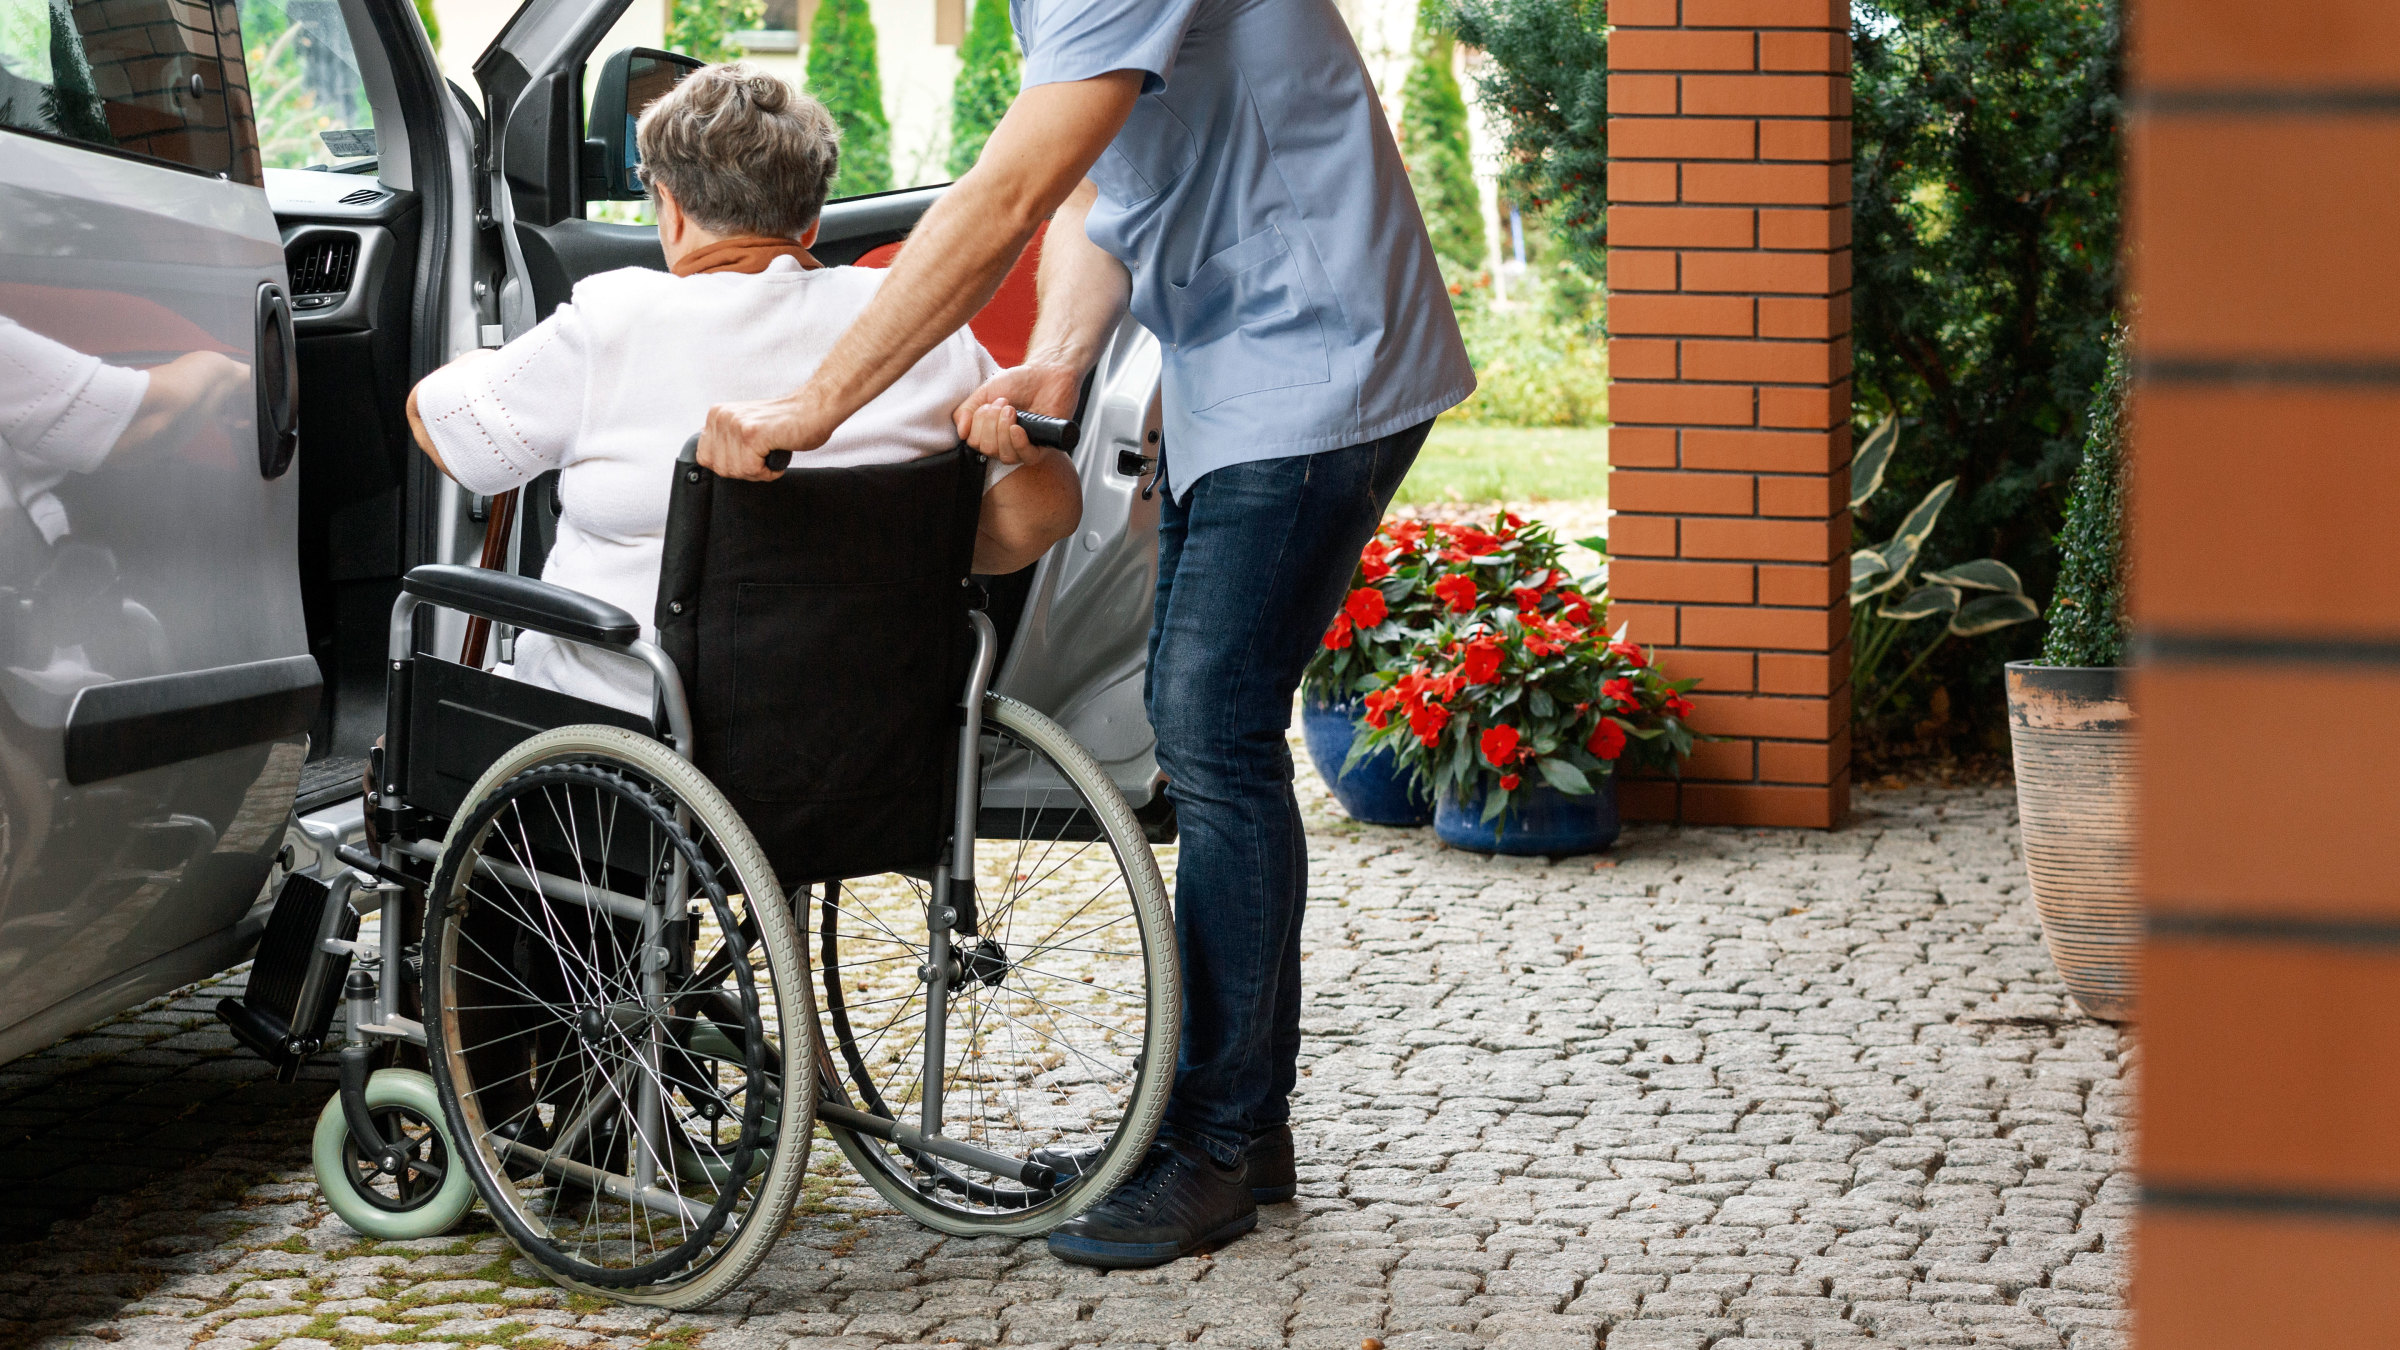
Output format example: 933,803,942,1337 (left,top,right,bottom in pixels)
585,47,705,201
